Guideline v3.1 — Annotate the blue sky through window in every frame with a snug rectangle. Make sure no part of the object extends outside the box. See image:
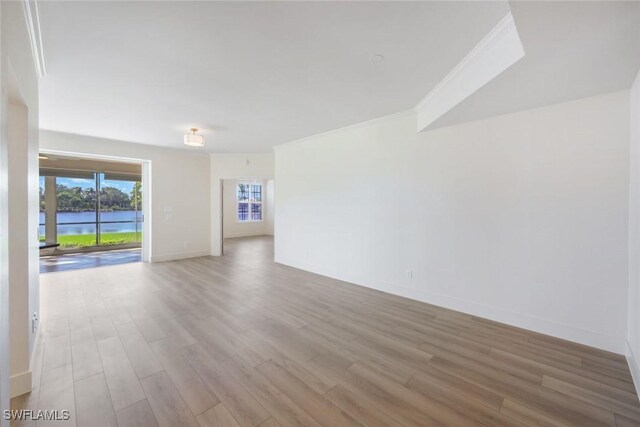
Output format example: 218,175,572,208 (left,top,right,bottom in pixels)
51,176,135,193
